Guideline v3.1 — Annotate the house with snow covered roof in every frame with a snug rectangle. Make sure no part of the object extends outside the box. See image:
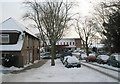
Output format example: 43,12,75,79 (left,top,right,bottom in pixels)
0,18,40,67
